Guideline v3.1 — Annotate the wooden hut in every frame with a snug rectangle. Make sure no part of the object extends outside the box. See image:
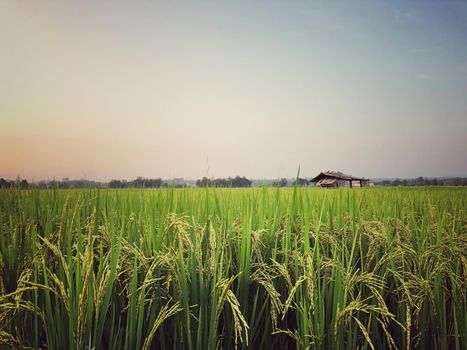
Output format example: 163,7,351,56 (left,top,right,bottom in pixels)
310,171,369,188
